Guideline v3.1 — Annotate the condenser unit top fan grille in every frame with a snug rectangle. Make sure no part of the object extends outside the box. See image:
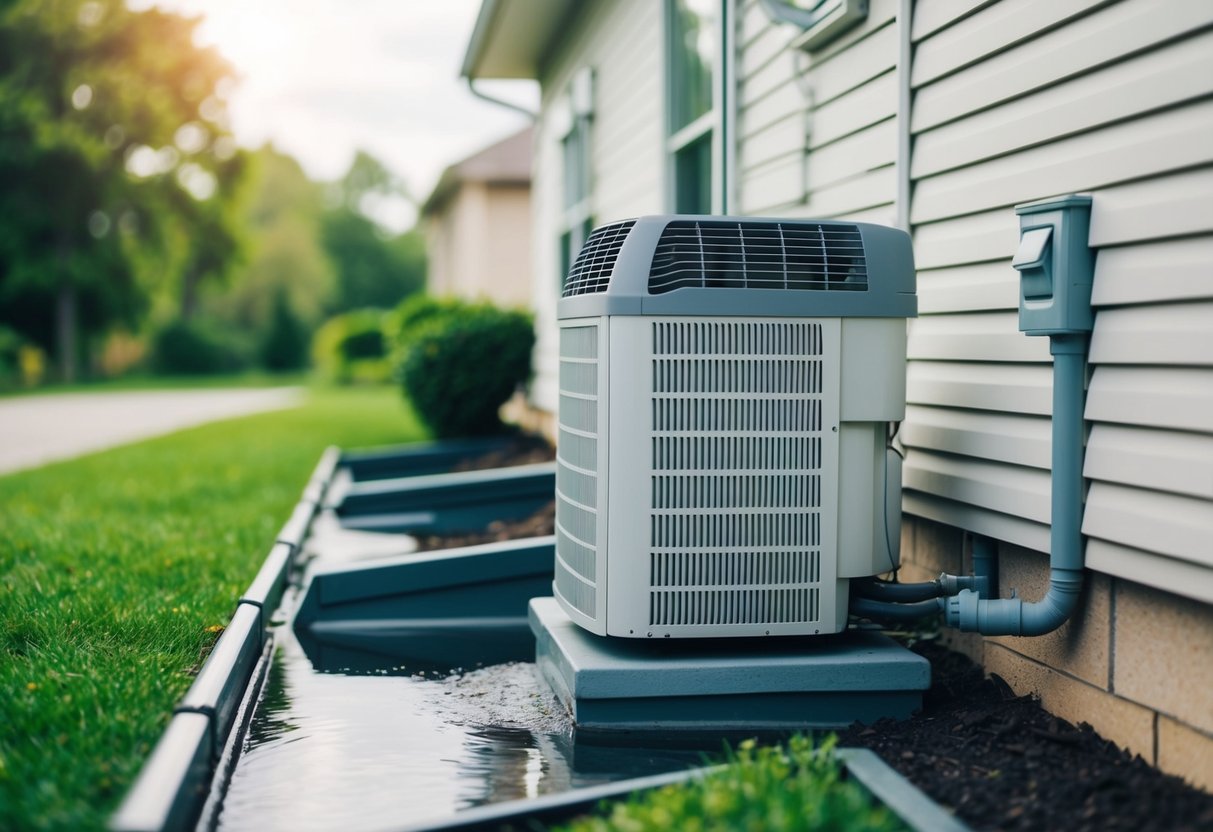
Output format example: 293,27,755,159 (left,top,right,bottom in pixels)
648,220,867,294
557,215,915,319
